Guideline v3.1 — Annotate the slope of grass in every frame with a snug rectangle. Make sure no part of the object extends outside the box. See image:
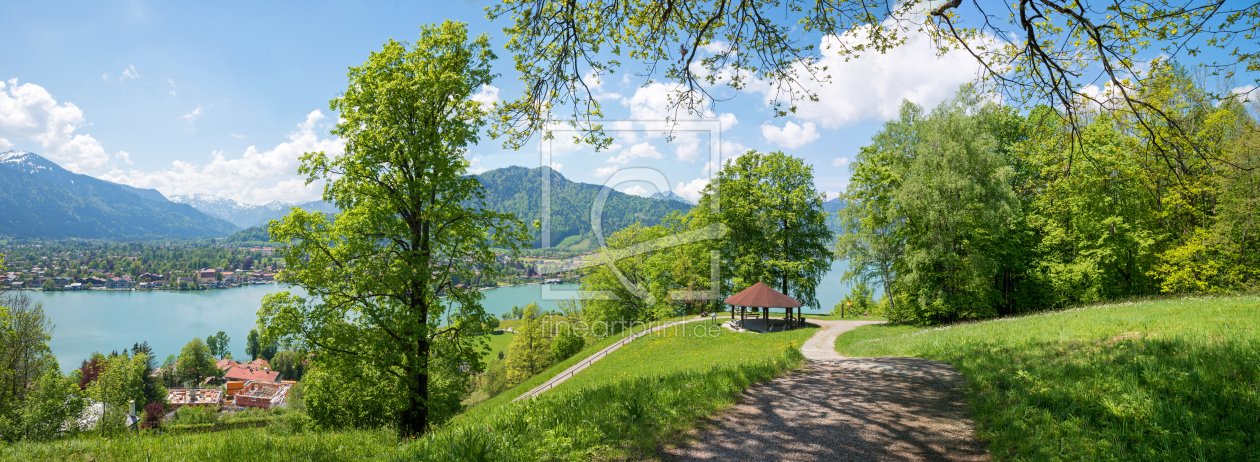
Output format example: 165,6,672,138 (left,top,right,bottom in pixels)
455,315,695,422
556,319,815,392
5,316,809,461
481,330,515,364
834,294,1260,461
3,427,401,461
